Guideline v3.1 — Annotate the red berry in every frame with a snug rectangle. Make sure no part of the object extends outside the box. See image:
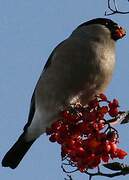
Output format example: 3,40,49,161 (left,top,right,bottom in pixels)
109,99,119,109
76,122,88,134
51,121,62,131
97,133,107,142
86,111,97,122
109,142,117,153
61,145,72,155
64,113,79,123
83,153,95,164
103,143,111,153
59,124,68,132
98,122,105,130
116,148,127,159
113,99,119,107
86,137,100,149
61,110,70,119
99,93,107,101
89,155,101,168
76,147,85,157
78,164,86,172
109,108,119,117
110,152,117,159
99,106,108,114
65,139,75,148
93,123,99,131
88,99,99,108
102,154,110,163
70,154,80,162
